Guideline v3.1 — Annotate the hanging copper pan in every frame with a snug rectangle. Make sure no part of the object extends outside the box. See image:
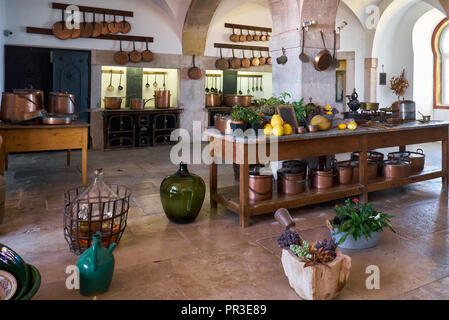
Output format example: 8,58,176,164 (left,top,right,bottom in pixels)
259,50,266,65
80,11,93,38
230,28,239,42
69,9,81,39
229,48,241,69
114,40,129,65
239,29,246,42
215,48,229,71
119,16,131,34
101,13,109,35
241,50,251,68
108,15,120,34
246,30,253,42
187,55,203,80
253,31,261,41
251,50,260,66
129,41,142,63
91,13,103,38
267,52,272,65
142,40,154,63
314,31,332,71
53,9,72,40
